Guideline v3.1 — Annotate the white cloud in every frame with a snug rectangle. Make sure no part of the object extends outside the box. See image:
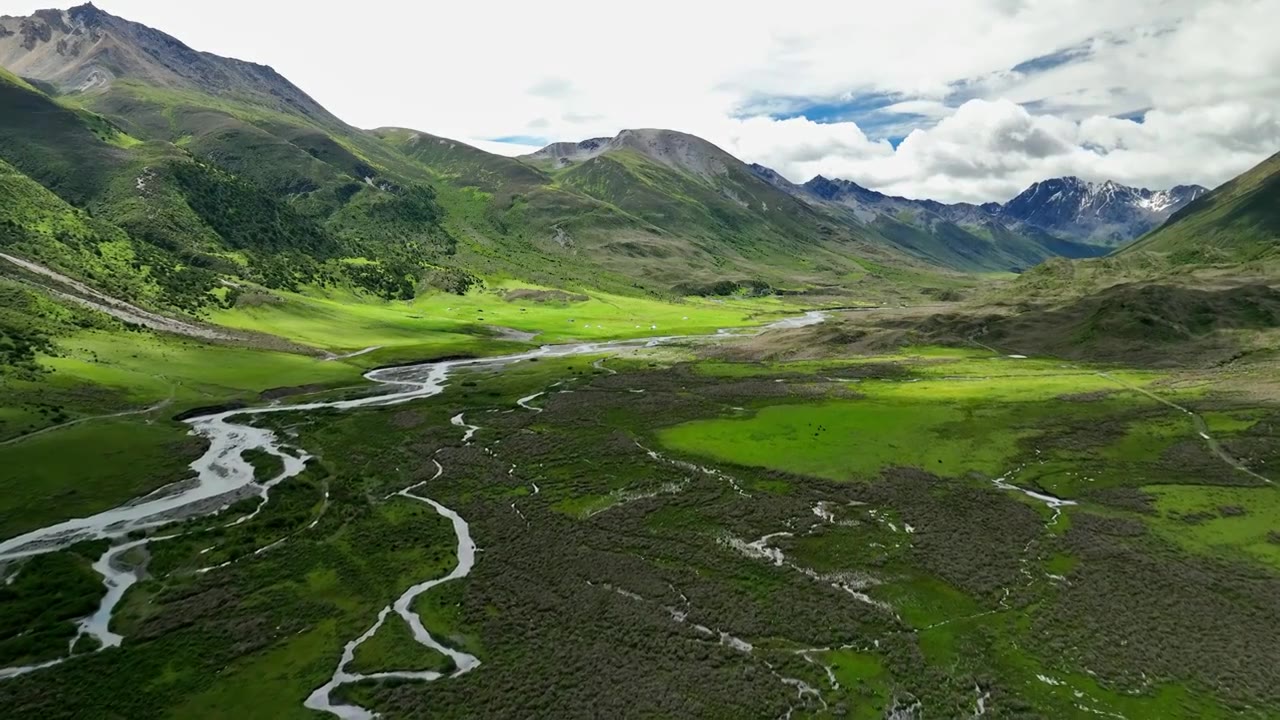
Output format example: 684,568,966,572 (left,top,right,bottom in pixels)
723,97,1280,204
7,0,1278,202
463,138,544,157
